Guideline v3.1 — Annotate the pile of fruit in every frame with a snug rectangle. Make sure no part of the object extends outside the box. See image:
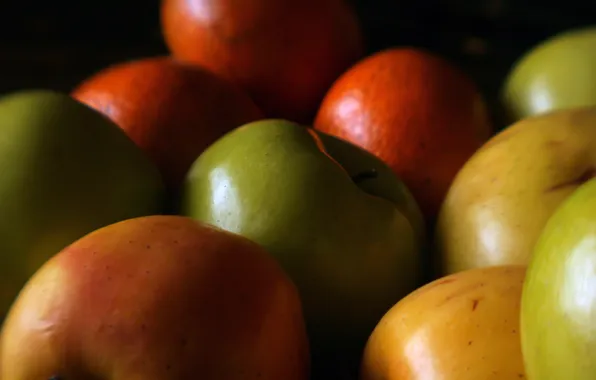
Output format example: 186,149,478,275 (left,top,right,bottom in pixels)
1,1,596,379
